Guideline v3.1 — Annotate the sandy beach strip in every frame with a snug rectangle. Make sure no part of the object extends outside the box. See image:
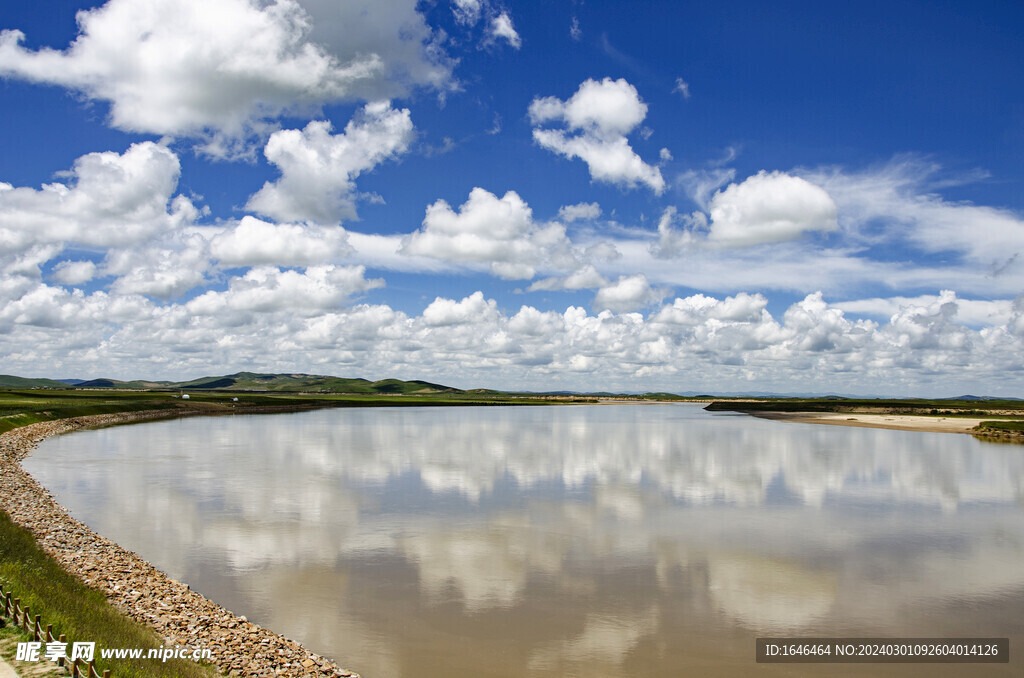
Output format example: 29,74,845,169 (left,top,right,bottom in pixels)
747,410,989,434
